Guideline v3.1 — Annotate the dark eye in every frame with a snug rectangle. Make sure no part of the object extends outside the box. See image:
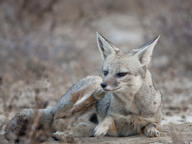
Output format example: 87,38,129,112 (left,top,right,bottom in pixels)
116,72,128,77
103,70,108,76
